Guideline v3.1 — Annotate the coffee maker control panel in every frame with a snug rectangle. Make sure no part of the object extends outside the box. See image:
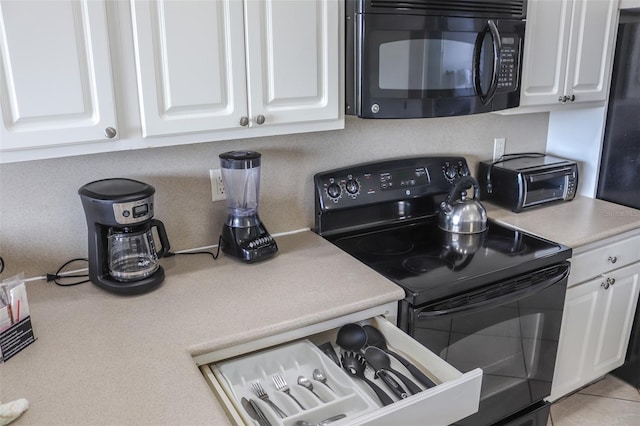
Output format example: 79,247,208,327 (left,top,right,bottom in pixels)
112,197,154,225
